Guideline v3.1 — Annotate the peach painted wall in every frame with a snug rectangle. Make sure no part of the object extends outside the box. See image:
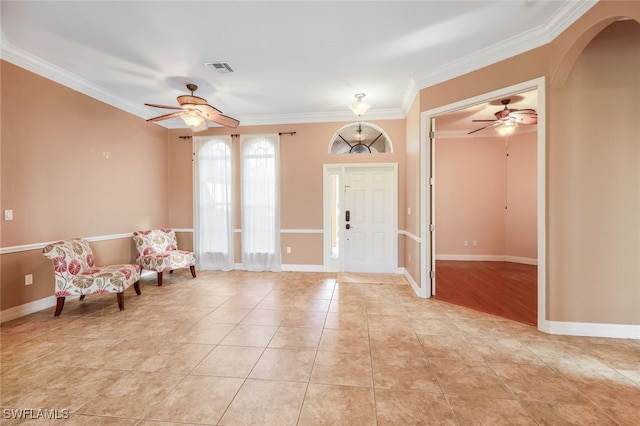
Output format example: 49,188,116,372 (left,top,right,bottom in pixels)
504,132,537,259
435,132,536,260
167,119,406,267
403,95,422,284
1,61,169,311
418,1,640,325
435,136,508,256
547,18,640,324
